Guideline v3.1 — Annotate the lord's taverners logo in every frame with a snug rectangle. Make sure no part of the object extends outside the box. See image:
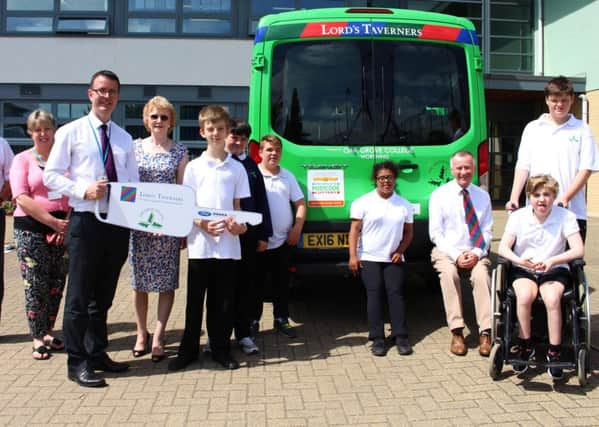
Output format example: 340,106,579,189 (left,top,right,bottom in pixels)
120,186,137,202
